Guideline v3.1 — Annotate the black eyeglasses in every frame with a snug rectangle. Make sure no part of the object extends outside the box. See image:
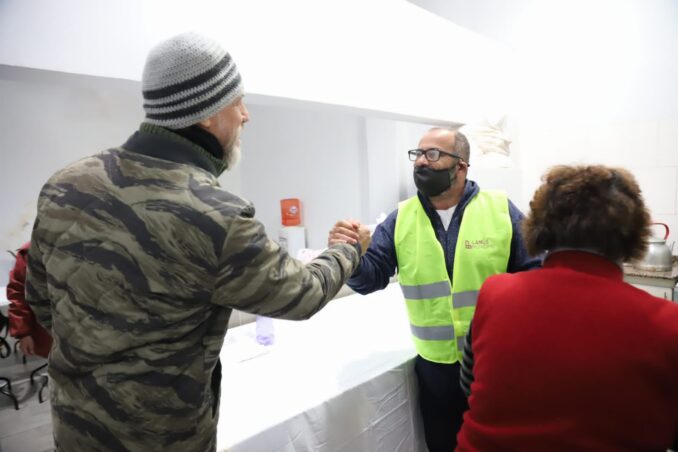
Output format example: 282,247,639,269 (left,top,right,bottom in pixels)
408,148,469,165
